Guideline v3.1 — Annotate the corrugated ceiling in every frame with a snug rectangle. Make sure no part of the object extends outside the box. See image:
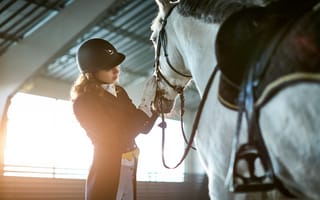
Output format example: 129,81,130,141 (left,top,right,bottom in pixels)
42,0,158,87
0,0,73,55
1,0,158,87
